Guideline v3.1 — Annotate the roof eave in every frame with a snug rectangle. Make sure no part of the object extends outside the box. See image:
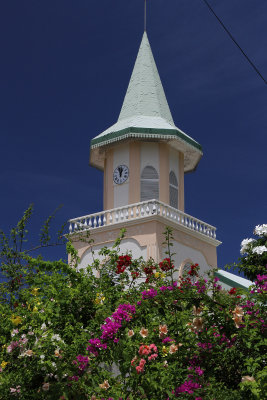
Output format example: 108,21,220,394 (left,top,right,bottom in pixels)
90,127,203,172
